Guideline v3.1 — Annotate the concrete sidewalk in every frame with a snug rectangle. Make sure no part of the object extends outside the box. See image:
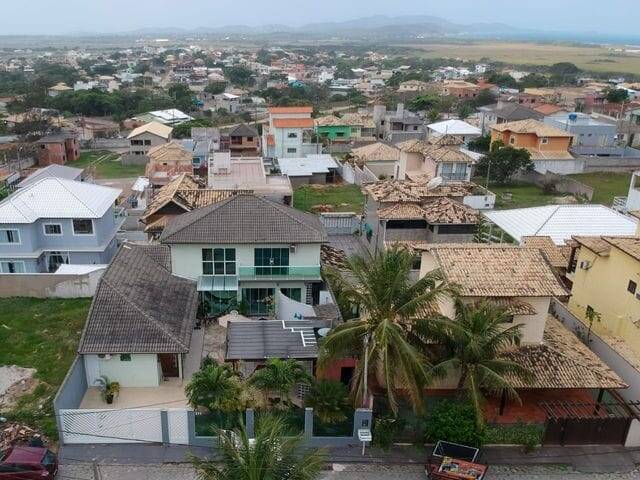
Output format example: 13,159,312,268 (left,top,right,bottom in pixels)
59,443,640,473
